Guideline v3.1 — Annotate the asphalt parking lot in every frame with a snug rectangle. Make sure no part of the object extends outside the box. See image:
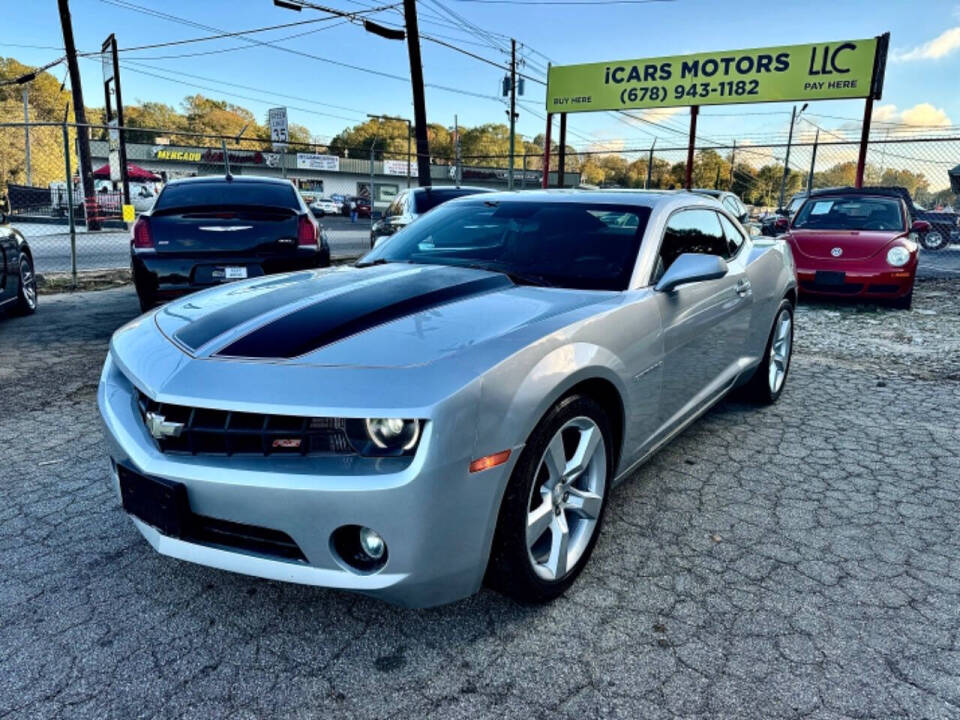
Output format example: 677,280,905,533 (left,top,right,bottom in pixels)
2,274,959,719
